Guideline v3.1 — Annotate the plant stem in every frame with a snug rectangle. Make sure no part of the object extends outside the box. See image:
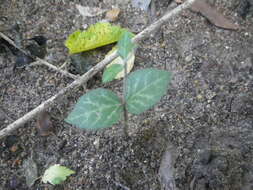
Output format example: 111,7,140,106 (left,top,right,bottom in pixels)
122,58,129,137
